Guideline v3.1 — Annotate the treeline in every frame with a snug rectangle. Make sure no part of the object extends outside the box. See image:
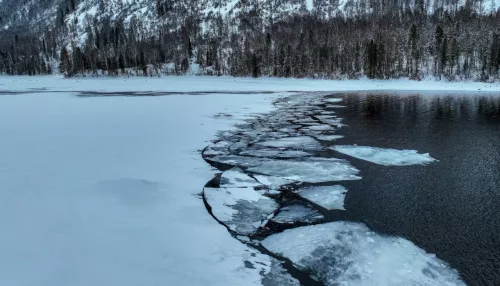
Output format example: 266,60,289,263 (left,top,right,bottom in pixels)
1,0,500,81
